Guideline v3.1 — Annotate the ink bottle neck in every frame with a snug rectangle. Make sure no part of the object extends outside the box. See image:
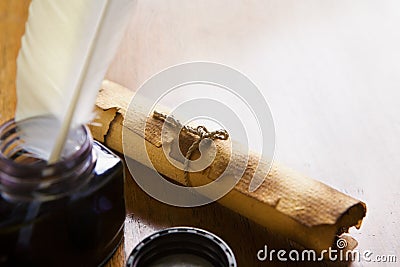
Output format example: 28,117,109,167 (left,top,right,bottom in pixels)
0,116,96,202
